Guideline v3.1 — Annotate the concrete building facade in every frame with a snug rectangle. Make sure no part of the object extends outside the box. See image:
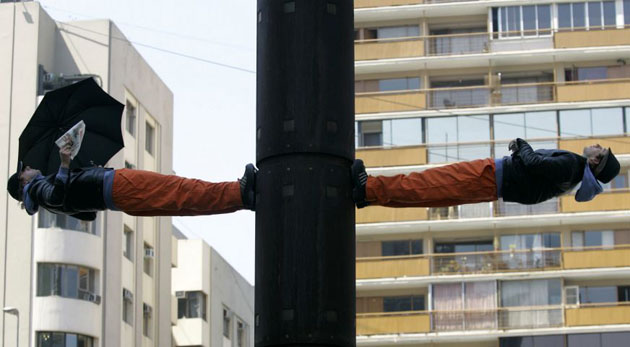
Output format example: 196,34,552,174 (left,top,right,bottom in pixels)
0,2,174,346
353,0,630,346
171,238,254,347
